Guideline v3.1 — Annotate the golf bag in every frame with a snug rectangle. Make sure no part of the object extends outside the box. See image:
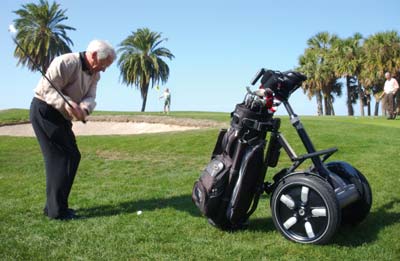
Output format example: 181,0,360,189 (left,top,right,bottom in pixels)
192,102,272,229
